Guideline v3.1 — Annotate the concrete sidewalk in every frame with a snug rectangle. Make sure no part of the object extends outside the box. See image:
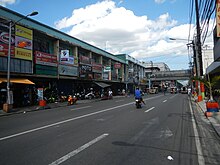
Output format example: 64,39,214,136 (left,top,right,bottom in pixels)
196,100,220,137
0,95,126,117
